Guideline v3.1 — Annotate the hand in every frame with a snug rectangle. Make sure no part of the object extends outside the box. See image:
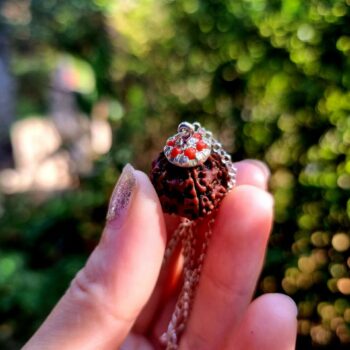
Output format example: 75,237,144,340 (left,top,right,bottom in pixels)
23,160,297,350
